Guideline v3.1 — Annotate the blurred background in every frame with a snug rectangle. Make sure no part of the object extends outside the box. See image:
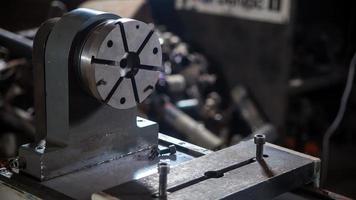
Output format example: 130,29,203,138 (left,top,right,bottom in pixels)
0,0,356,198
